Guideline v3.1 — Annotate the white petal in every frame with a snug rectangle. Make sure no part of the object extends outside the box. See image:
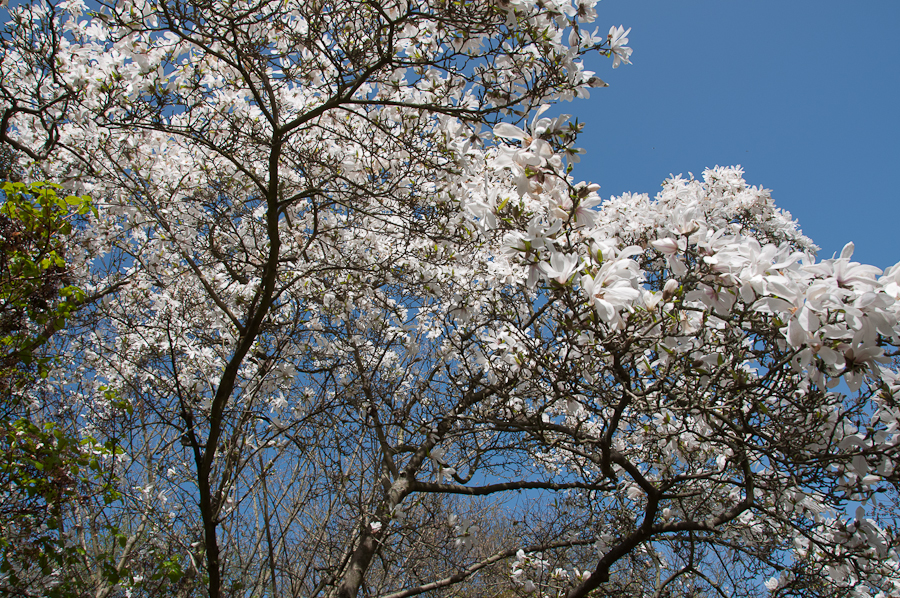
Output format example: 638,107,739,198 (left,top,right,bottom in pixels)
494,123,528,141
840,241,855,260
